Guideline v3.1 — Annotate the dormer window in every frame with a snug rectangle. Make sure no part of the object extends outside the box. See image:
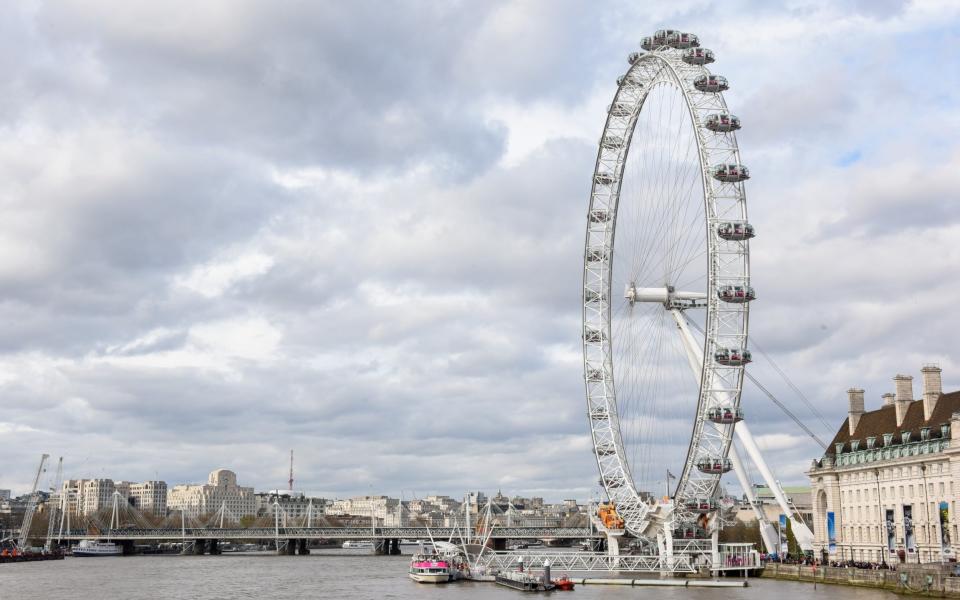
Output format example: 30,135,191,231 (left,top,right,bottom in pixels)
943,424,951,438
920,427,931,441
883,433,894,447
866,436,876,449
901,431,911,444
835,442,845,455
850,440,860,451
